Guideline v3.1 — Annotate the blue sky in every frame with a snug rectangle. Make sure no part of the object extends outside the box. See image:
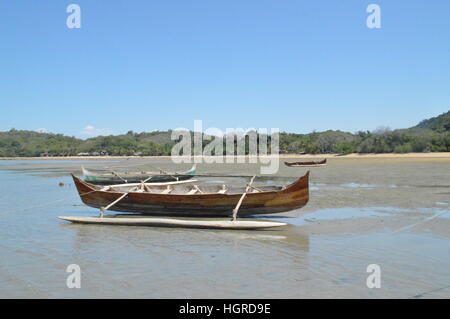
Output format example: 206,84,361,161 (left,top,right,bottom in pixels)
0,0,449,138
